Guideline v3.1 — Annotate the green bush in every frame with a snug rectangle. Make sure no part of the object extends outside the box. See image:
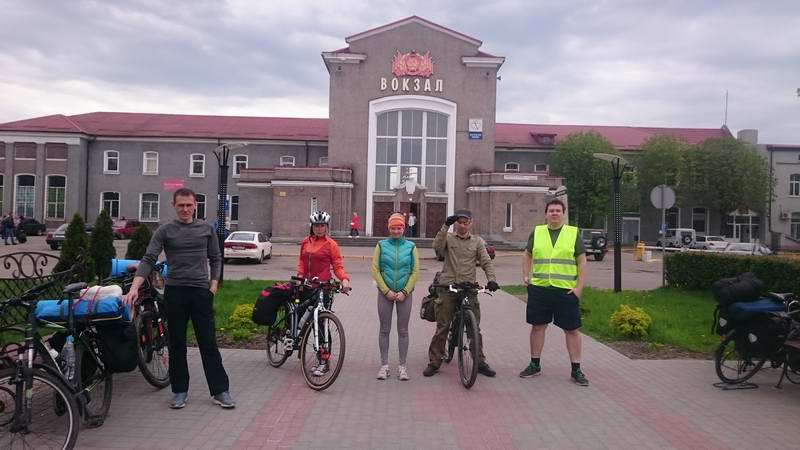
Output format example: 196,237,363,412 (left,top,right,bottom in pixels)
227,304,259,331
230,328,253,342
609,304,651,339
126,224,152,260
90,209,116,280
53,213,93,281
665,252,800,293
